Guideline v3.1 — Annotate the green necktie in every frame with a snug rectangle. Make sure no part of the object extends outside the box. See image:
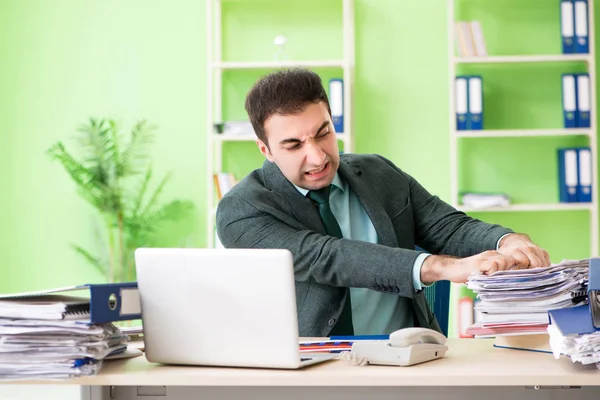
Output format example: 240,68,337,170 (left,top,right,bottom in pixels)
307,185,354,336
307,186,343,238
